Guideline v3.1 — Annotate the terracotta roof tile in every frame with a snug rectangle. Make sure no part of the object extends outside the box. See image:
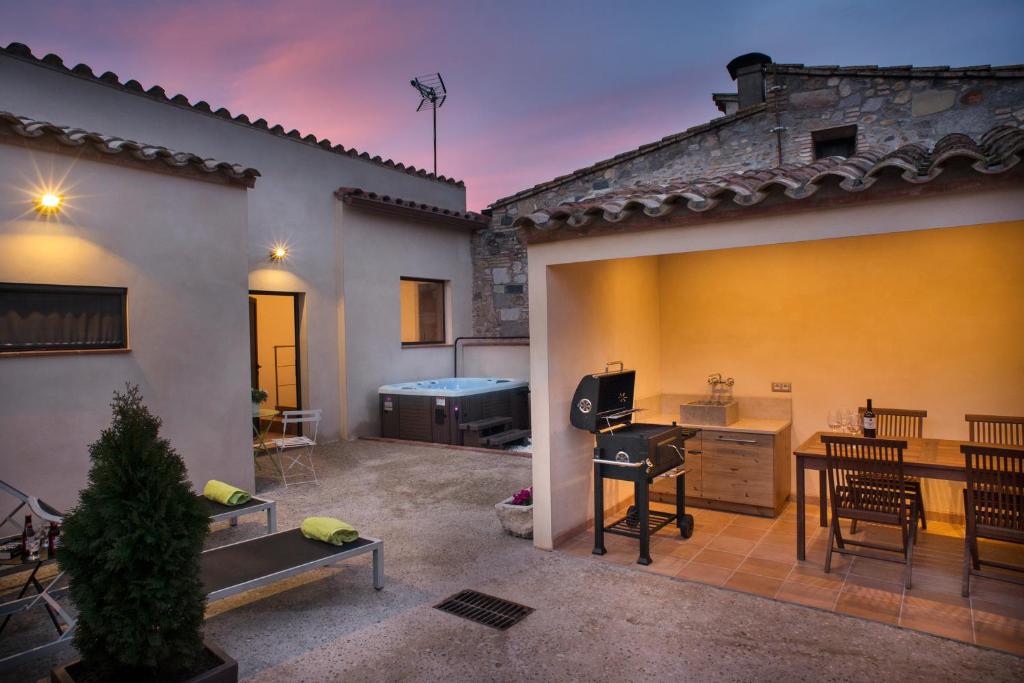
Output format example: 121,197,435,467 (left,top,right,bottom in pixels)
336,187,488,230
1,42,464,188
0,110,260,188
513,124,1024,233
